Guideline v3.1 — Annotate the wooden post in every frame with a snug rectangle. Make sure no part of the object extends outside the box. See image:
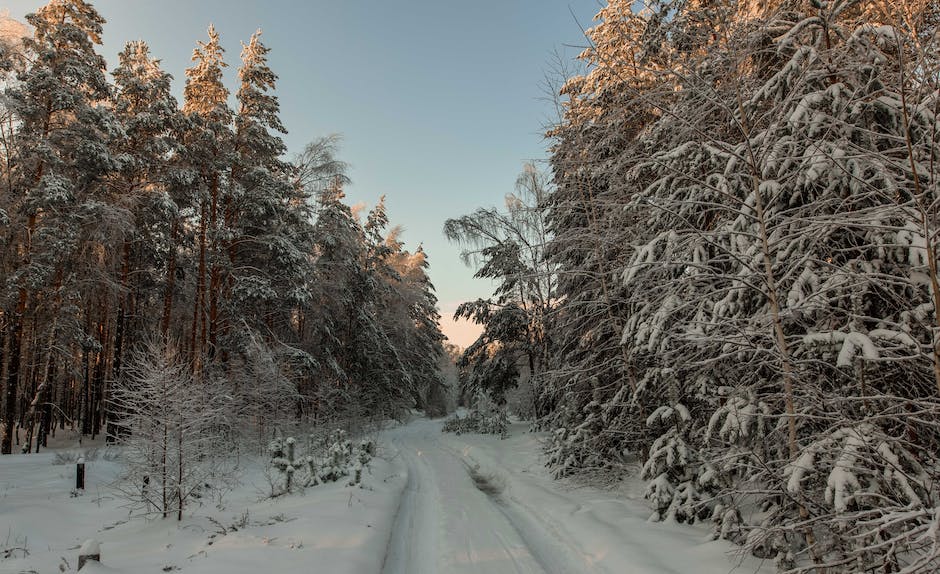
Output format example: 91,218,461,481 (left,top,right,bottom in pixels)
76,457,85,490
78,539,100,570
